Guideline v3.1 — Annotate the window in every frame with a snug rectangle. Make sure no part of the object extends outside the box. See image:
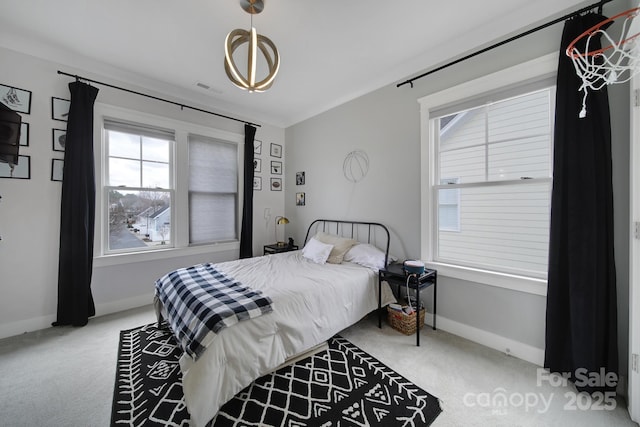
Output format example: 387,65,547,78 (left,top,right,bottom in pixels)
188,135,238,245
104,121,174,253
419,54,557,292
434,88,553,278
96,106,244,260
438,177,459,232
